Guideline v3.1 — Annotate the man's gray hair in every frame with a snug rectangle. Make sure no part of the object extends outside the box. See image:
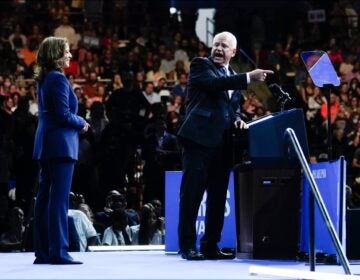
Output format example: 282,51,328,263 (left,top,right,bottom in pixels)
214,31,237,49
